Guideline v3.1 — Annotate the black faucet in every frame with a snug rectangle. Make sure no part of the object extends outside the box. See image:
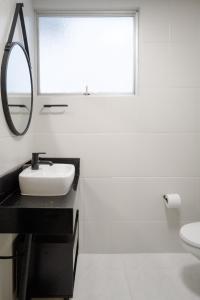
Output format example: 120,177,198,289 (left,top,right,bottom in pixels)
31,152,53,170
